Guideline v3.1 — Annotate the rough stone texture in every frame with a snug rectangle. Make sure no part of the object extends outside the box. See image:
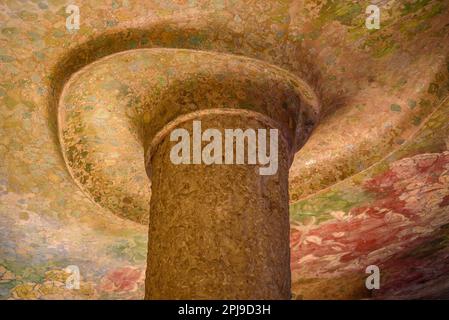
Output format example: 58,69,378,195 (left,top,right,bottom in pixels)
146,114,291,299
